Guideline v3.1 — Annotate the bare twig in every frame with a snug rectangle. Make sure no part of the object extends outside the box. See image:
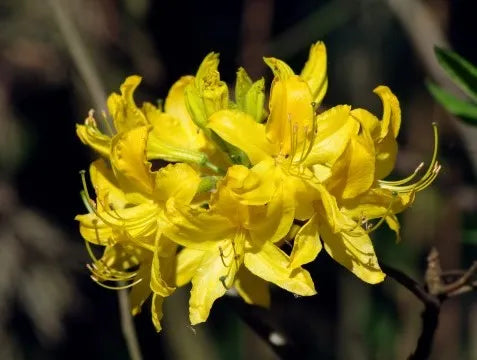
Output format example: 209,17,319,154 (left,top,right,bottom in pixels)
382,248,477,360
47,0,111,133
47,1,142,358
118,288,143,360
